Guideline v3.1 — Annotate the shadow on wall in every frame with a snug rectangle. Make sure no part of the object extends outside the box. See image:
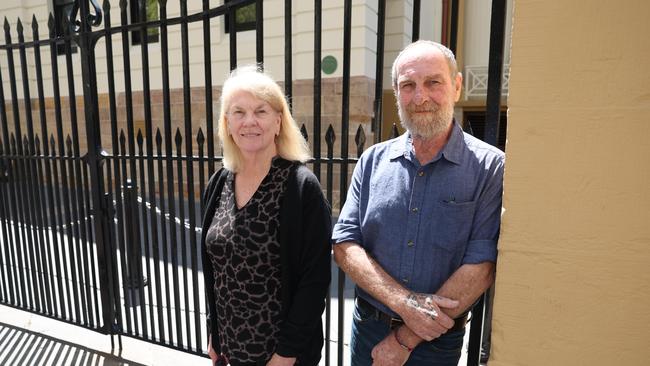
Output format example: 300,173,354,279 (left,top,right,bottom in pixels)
0,322,146,366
